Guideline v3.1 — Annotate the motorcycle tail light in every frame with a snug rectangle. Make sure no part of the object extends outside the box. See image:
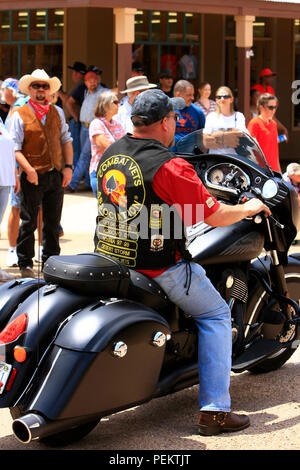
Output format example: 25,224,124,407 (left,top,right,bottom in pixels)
0,314,28,344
